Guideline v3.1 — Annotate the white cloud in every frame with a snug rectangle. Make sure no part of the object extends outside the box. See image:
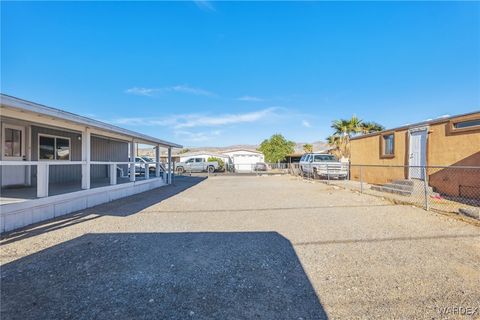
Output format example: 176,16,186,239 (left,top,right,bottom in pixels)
125,85,216,97
169,85,216,97
237,95,264,102
111,107,280,129
113,117,176,126
125,87,160,96
174,107,277,129
193,0,215,12
302,120,312,128
175,129,222,142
